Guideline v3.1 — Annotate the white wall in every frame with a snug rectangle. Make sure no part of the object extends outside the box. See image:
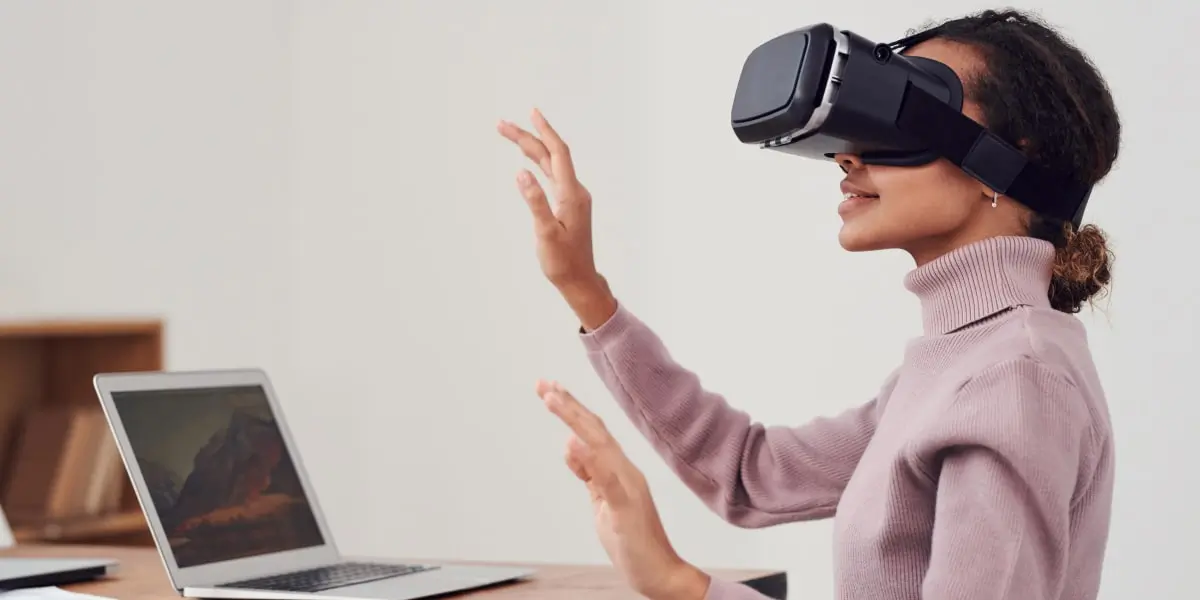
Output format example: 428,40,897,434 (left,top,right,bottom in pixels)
0,1,1195,598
